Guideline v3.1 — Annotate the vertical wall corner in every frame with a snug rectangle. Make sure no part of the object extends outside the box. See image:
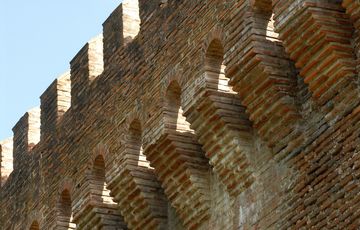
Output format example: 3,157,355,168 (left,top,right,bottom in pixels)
12,108,40,170
122,0,140,40
88,35,104,81
102,0,140,68
40,72,71,141
0,137,13,186
70,36,104,109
